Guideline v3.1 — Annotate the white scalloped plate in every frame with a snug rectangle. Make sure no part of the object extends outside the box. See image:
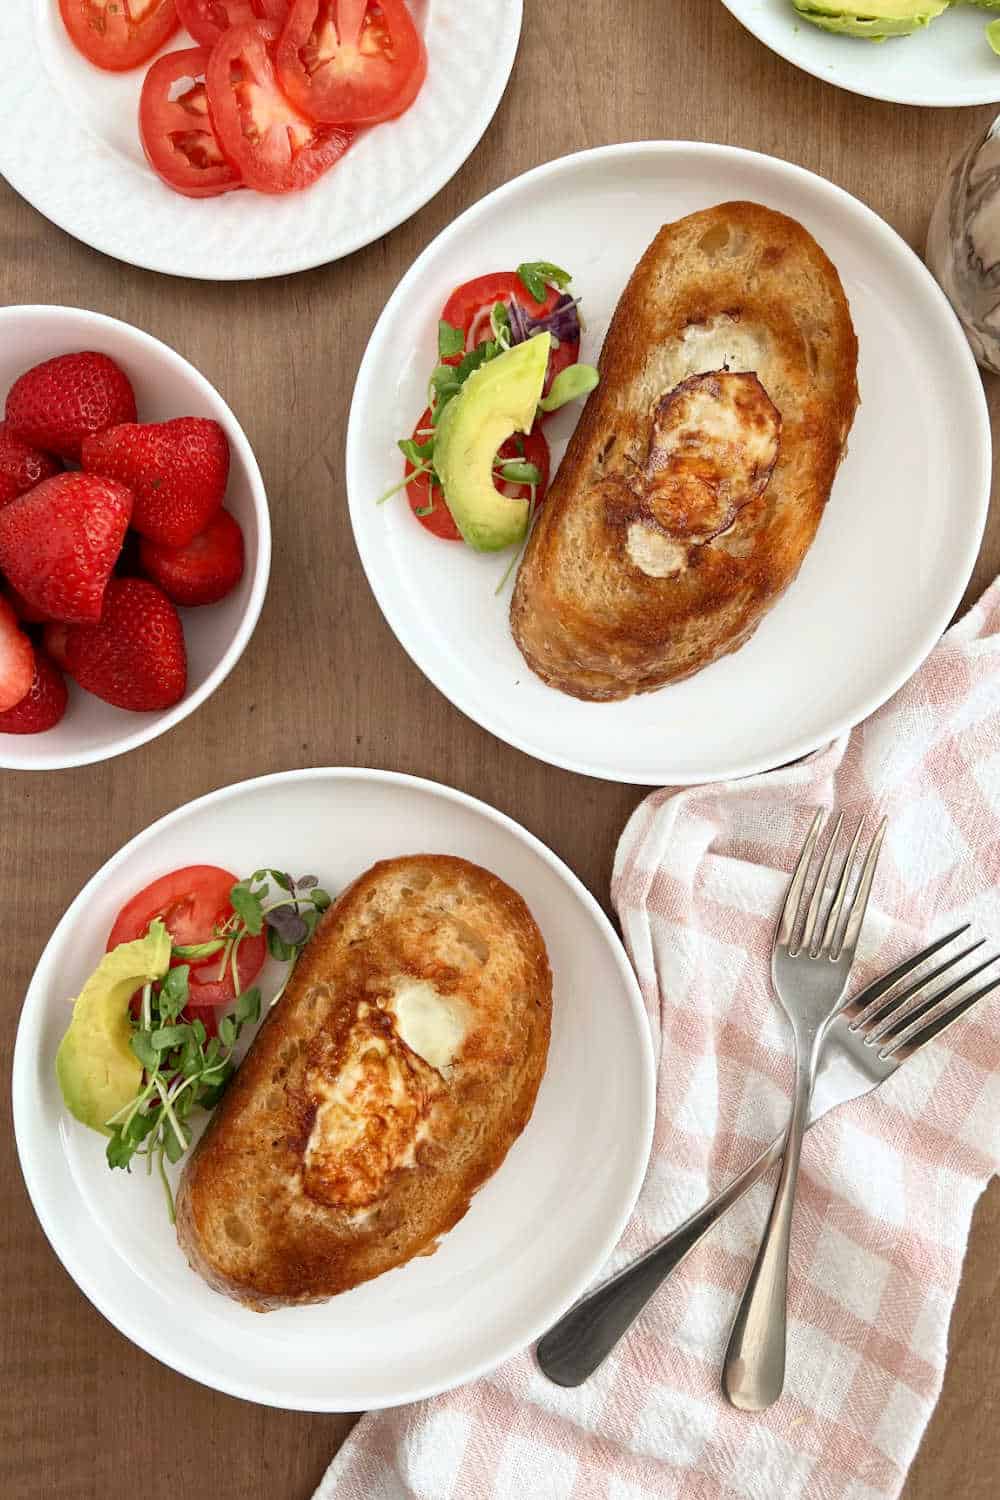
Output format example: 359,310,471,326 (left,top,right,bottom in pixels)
721,0,1000,107
0,1,522,279
347,142,991,785
12,769,655,1411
